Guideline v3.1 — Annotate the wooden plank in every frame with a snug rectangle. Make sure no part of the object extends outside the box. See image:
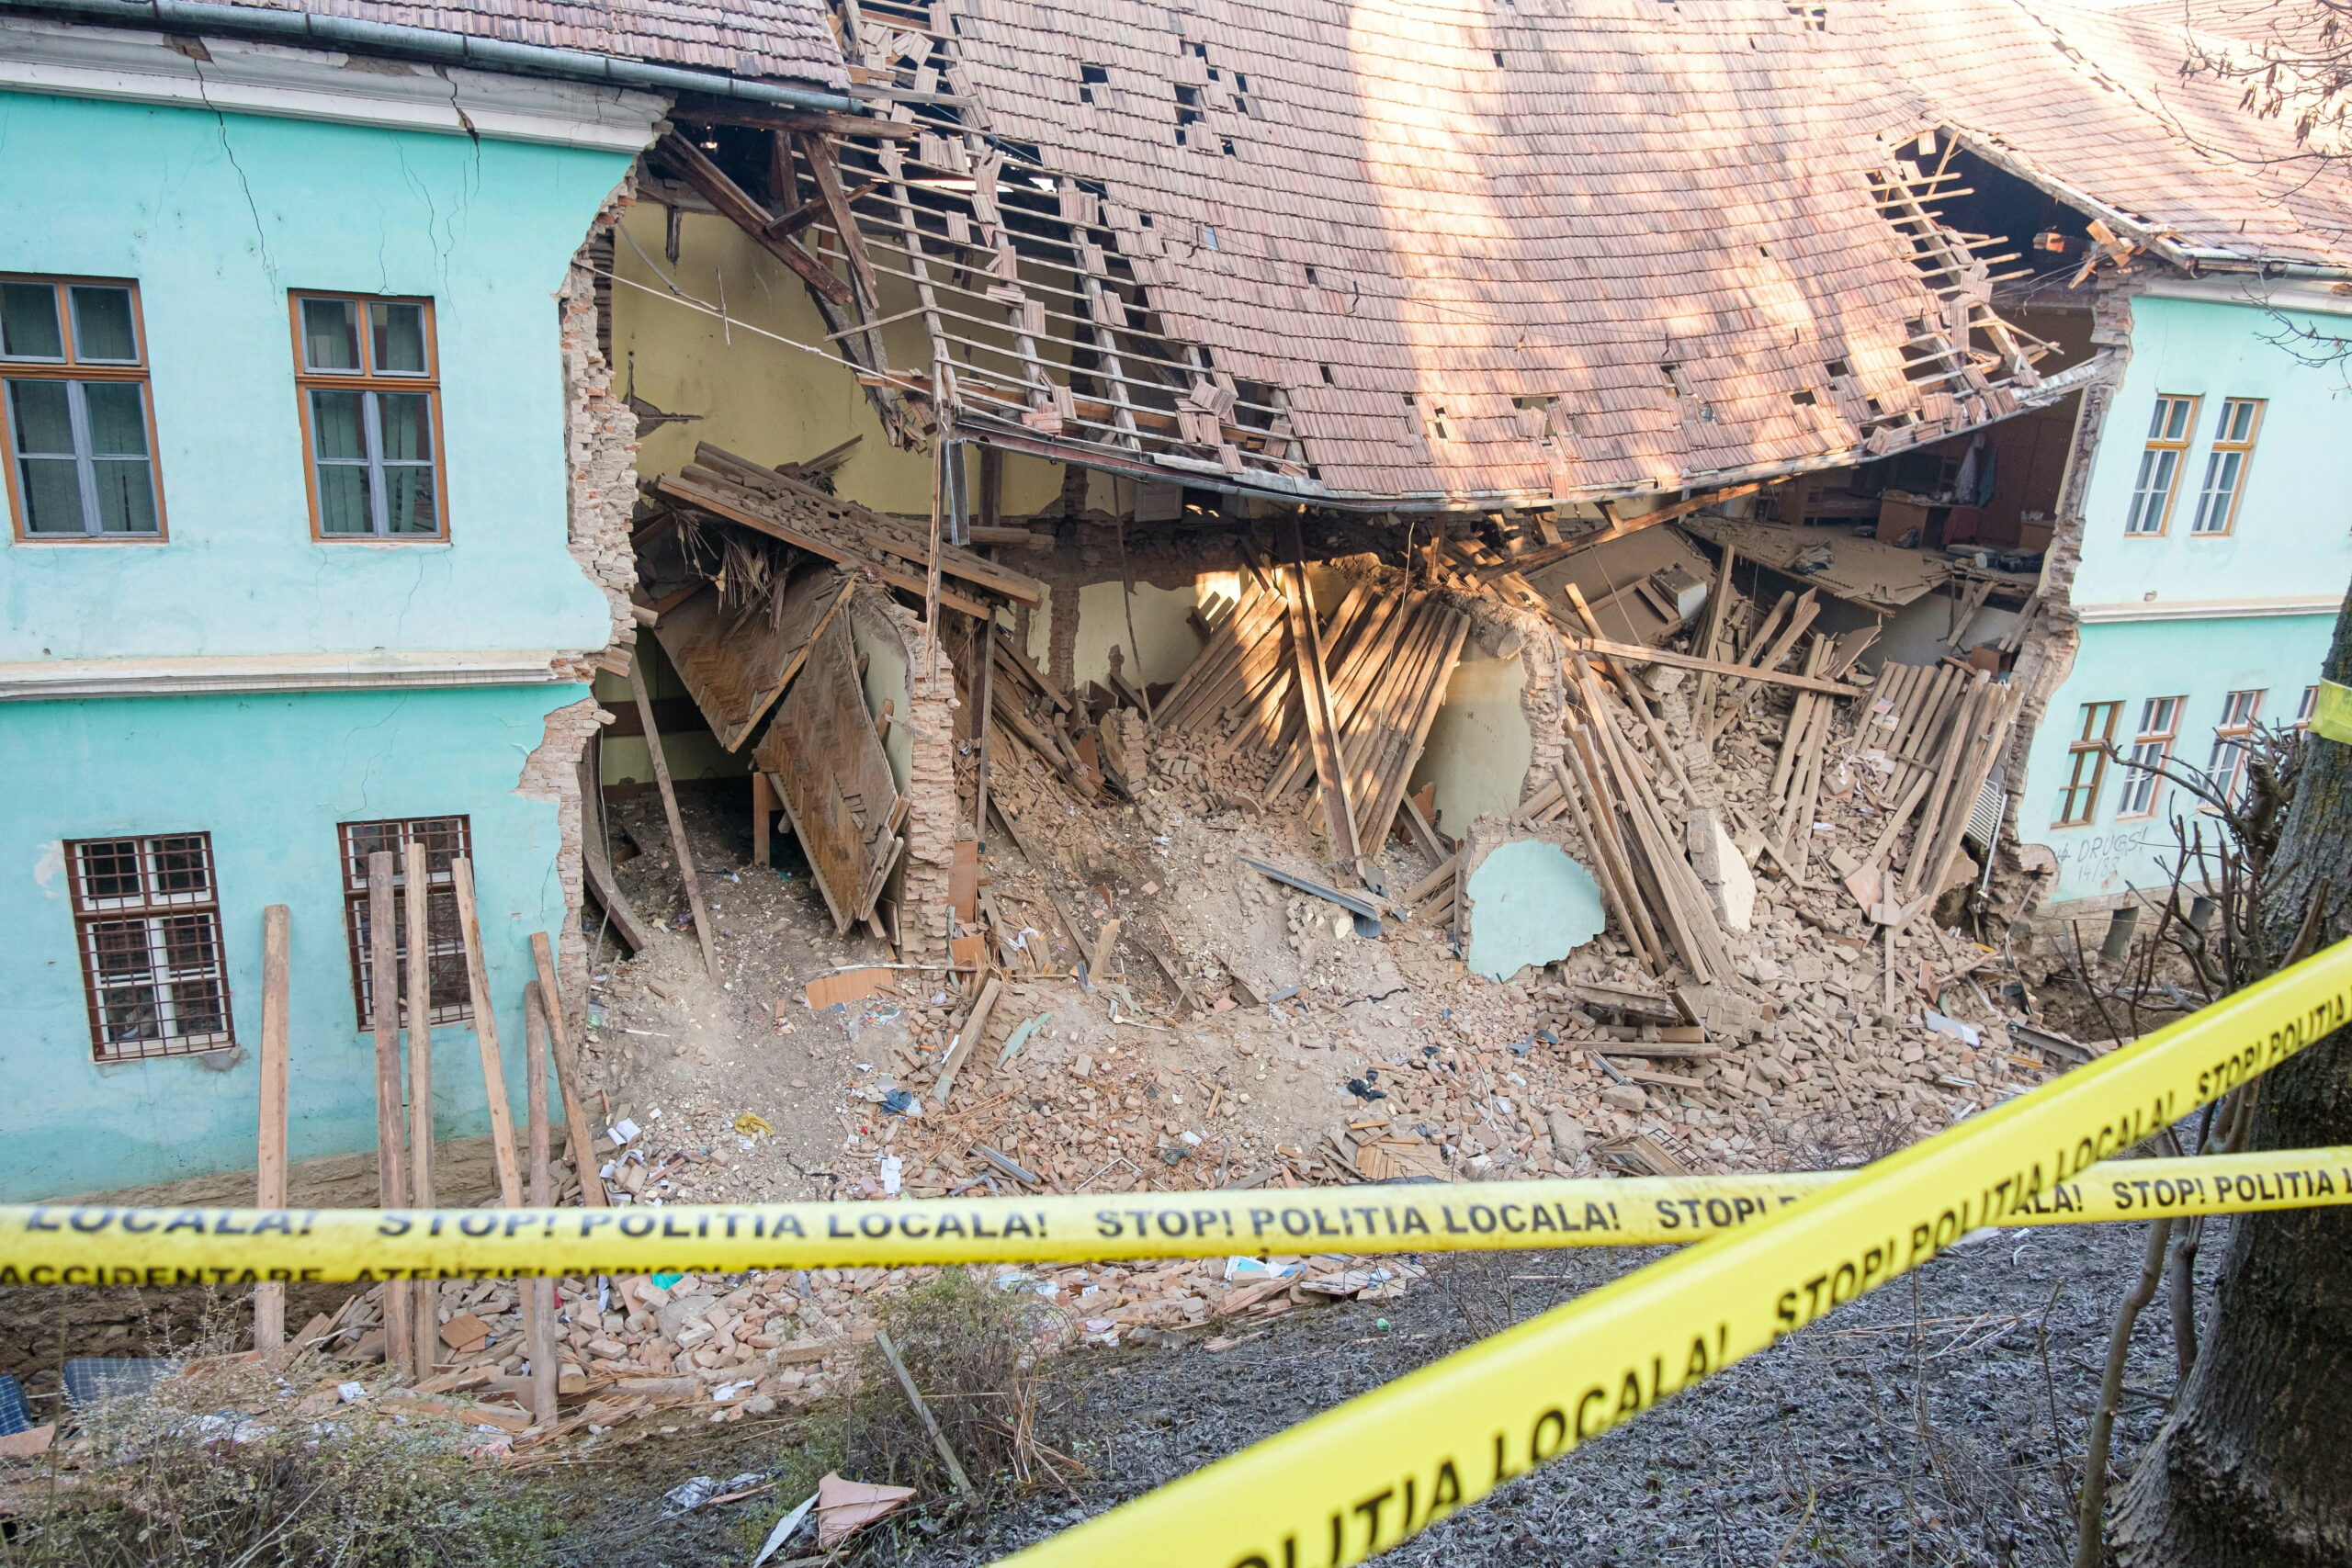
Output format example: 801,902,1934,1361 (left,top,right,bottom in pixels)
577,742,649,954
626,652,720,976
1569,636,1868,697
653,130,853,308
655,474,999,621
931,975,1004,1110
402,839,438,1379
1480,479,1780,581
754,608,905,932
254,903,290,1358
522,982,559,1430
367,852,412,1379
692,444,1045,605
530,931,607,1208
652,563,852,750
1275,516,1362,876
450,856,524,1207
